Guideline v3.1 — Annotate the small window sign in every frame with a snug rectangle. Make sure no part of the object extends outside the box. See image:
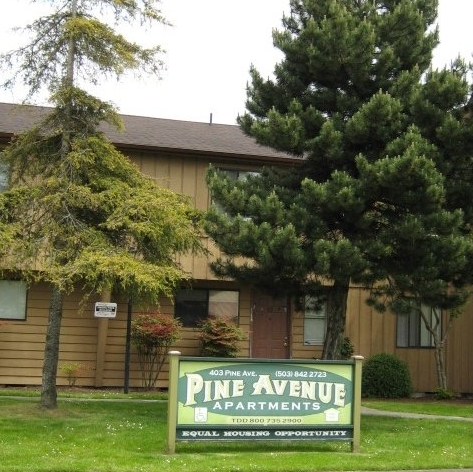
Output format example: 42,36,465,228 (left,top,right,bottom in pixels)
94,302,117,318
